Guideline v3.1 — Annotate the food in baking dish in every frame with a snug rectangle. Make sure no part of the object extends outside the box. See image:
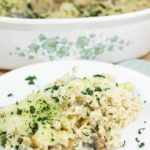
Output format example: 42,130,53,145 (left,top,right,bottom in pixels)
0,0,150,18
